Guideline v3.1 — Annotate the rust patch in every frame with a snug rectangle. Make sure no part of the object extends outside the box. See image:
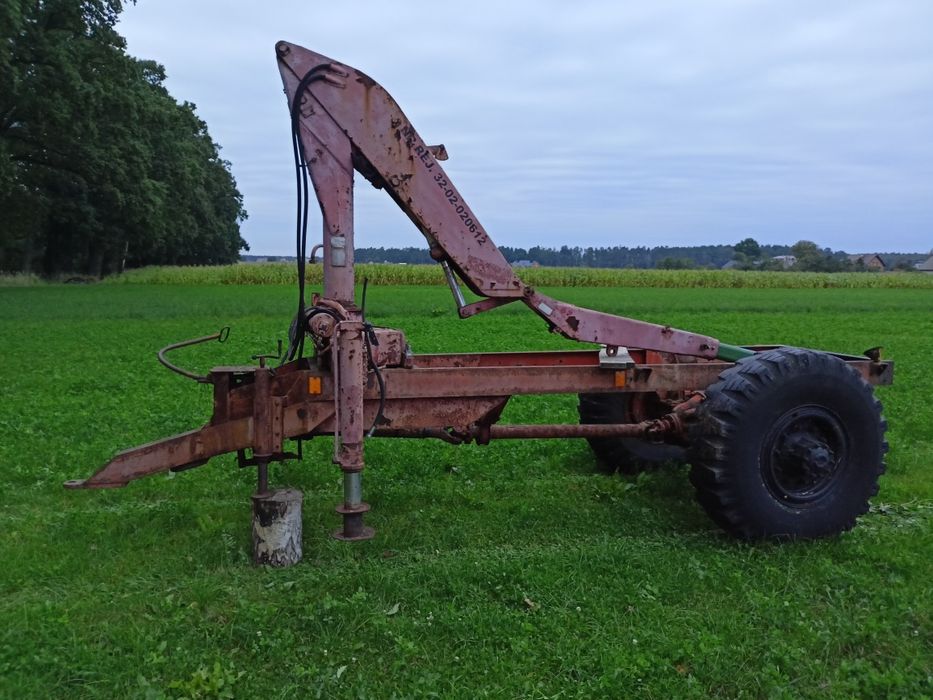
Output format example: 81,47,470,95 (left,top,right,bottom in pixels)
355,71,377,89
